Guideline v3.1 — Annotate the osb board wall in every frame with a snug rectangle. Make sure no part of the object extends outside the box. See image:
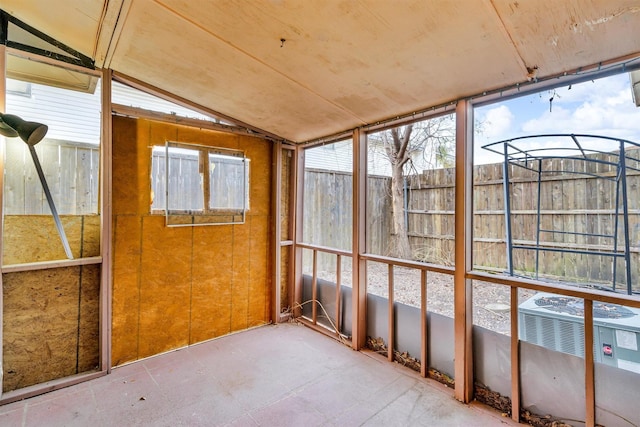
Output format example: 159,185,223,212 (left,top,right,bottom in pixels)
2,265,100,392
111,116,272,365
3,215,100,265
